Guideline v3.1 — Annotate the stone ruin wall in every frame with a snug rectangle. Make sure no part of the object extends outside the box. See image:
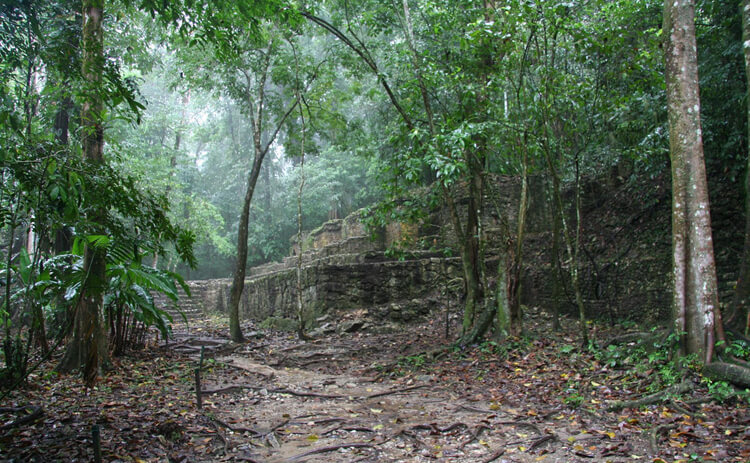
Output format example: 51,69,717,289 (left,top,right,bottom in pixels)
161,174,680,326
